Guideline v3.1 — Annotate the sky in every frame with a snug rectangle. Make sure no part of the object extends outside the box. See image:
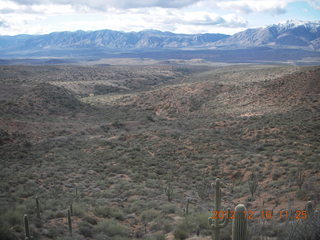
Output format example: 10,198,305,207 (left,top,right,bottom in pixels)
0,0,319,36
